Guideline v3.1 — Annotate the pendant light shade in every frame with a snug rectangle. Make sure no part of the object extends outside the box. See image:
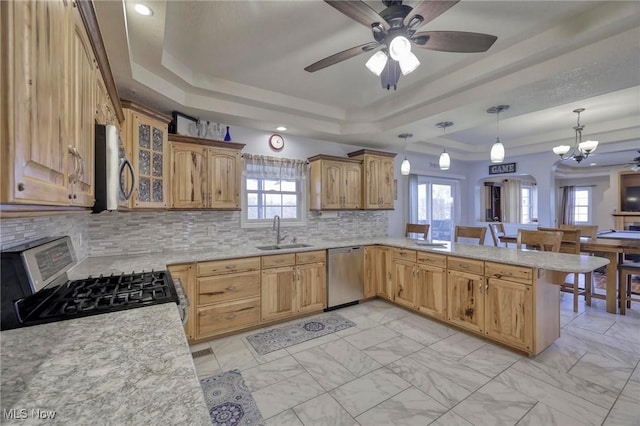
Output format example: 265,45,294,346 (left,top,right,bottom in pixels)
552,108,599,163
398,133,413,176
487,105,509,164
490,138,505,163
439,150,450,170
401,157,411,175
435,121,454,171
